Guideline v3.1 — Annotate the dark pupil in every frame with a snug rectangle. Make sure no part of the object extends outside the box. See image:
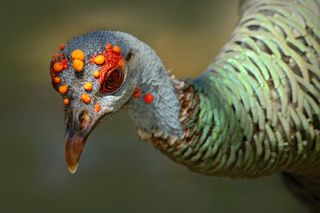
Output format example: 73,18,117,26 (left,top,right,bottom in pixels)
103,69,123,93
107,77,115,85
